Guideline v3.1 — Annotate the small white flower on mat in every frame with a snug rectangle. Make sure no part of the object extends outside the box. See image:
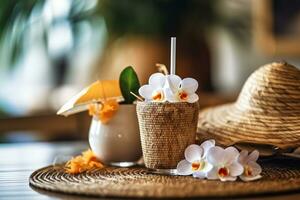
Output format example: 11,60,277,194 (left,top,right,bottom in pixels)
139,73,166,102
165,76,199,103
238,150,262,181
207,146,243,182
176,140,215,178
